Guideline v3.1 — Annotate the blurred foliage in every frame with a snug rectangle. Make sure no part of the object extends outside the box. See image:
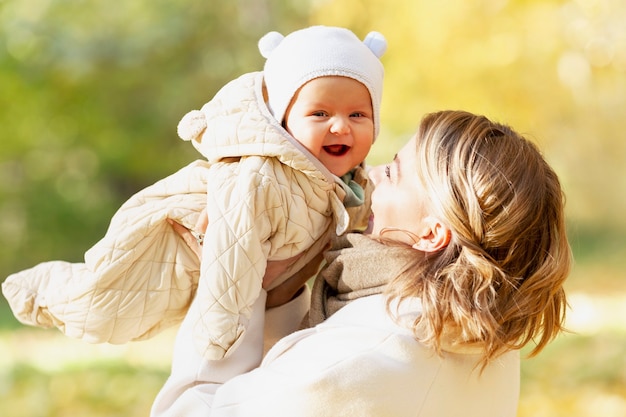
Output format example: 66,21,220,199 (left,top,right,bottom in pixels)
1,328,625,417
2,361,167,417
518,331,626,416
0,0,311,276
1,0,625,279
312,0,626,230
1,0,625,416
